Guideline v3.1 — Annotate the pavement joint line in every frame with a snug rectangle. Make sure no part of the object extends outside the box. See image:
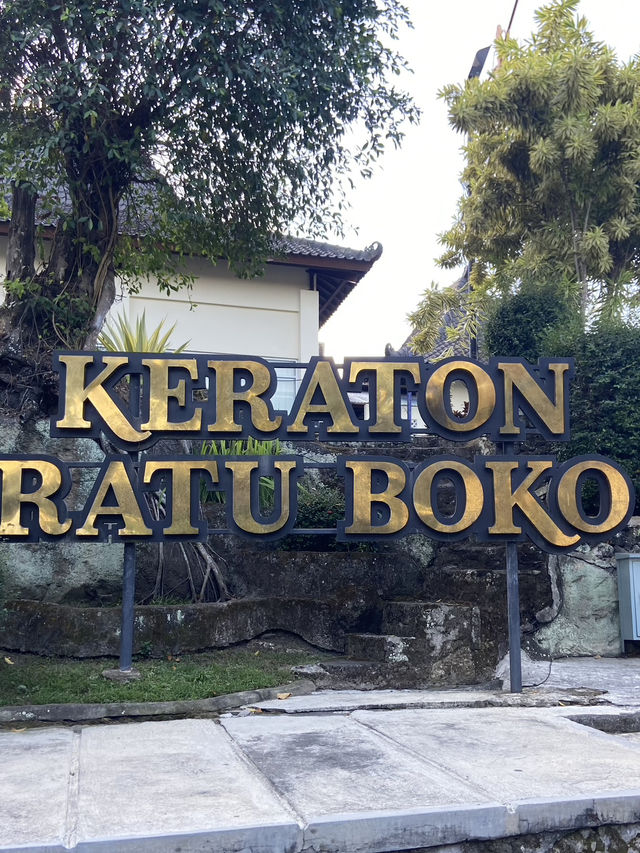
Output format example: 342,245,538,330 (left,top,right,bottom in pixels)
62,728,81,851
217,717,307,834
347,711,507,801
